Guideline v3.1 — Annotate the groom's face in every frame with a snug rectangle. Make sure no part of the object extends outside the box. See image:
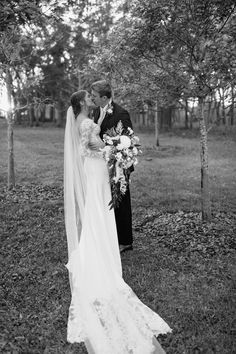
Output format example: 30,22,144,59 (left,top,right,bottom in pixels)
91,89,107,108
